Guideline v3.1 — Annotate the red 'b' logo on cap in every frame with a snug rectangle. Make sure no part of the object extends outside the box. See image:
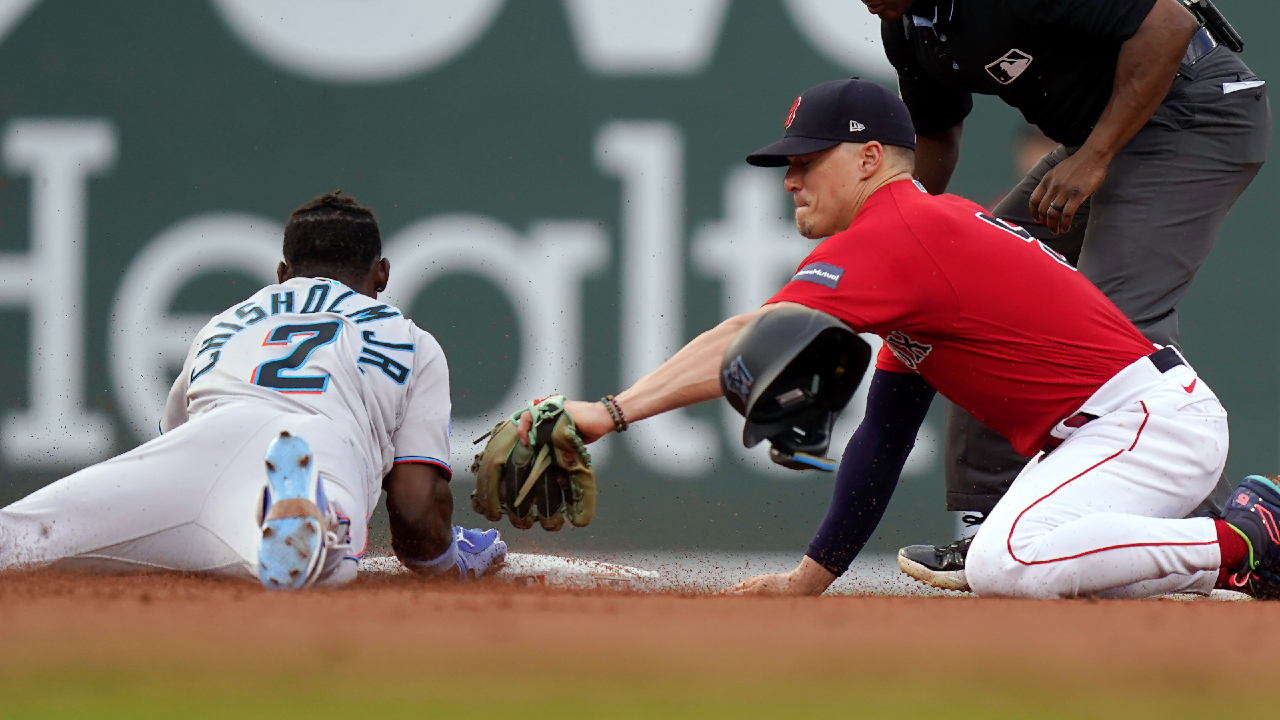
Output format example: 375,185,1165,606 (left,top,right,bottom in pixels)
784,96,801,129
